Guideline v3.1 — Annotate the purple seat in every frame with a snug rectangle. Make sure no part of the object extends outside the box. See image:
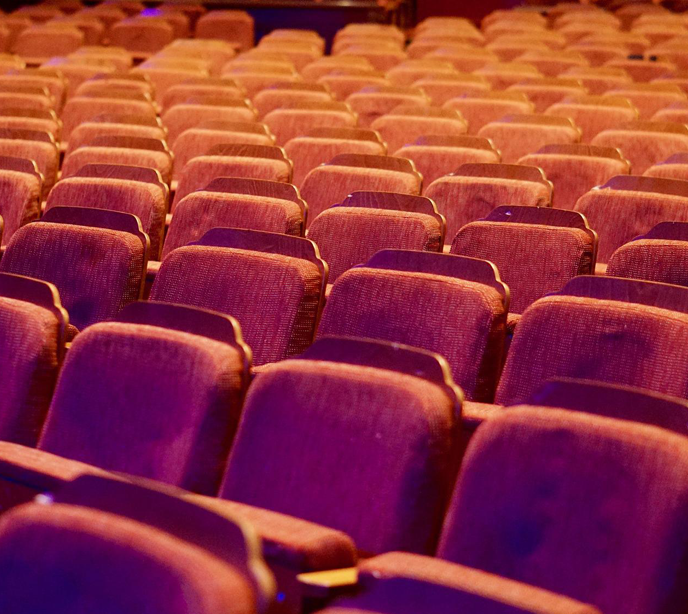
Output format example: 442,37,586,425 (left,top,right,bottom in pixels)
361,407,688,614
0,207,149,332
